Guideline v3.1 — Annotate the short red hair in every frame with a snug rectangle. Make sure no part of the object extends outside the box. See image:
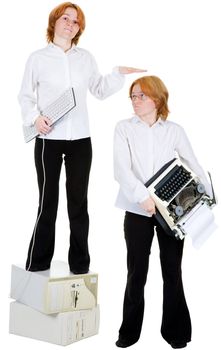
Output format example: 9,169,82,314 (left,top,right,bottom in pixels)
46,2,85,45
129,76,170,119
